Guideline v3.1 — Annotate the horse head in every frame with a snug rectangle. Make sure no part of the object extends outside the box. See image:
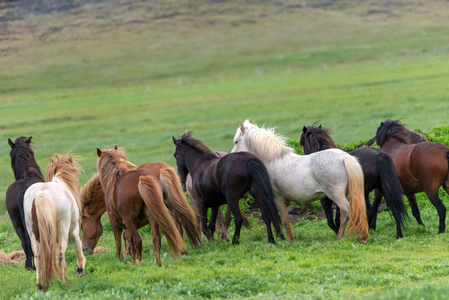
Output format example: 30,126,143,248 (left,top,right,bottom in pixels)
300,123,339,154
172,136,189,185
